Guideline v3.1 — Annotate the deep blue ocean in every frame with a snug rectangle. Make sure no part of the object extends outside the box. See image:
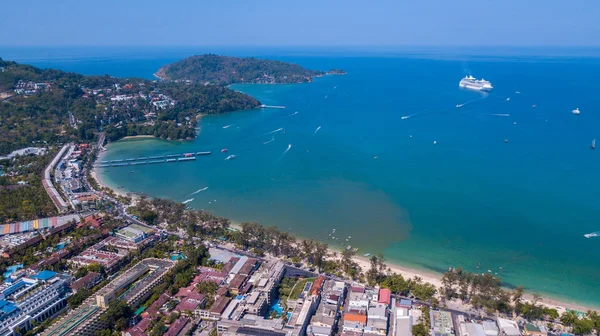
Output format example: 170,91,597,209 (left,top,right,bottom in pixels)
4,46,600,308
